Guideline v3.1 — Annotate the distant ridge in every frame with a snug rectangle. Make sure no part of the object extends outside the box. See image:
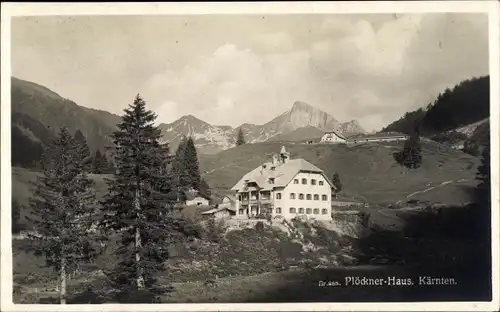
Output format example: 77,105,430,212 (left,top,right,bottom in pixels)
11,77,366,160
